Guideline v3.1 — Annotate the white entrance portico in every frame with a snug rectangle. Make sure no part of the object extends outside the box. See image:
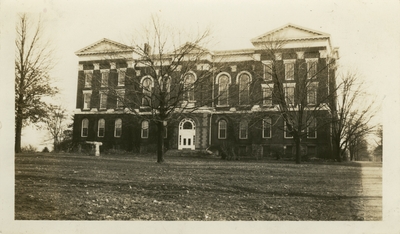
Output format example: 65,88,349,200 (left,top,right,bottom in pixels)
178,118,196,150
